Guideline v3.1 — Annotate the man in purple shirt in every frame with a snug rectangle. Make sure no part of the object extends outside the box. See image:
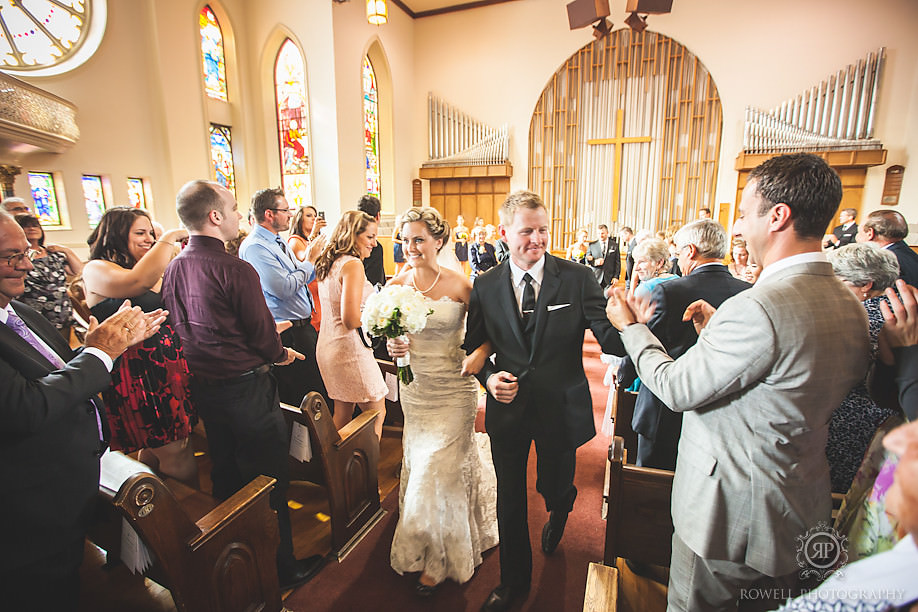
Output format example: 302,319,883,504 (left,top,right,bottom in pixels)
162,180,322,590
